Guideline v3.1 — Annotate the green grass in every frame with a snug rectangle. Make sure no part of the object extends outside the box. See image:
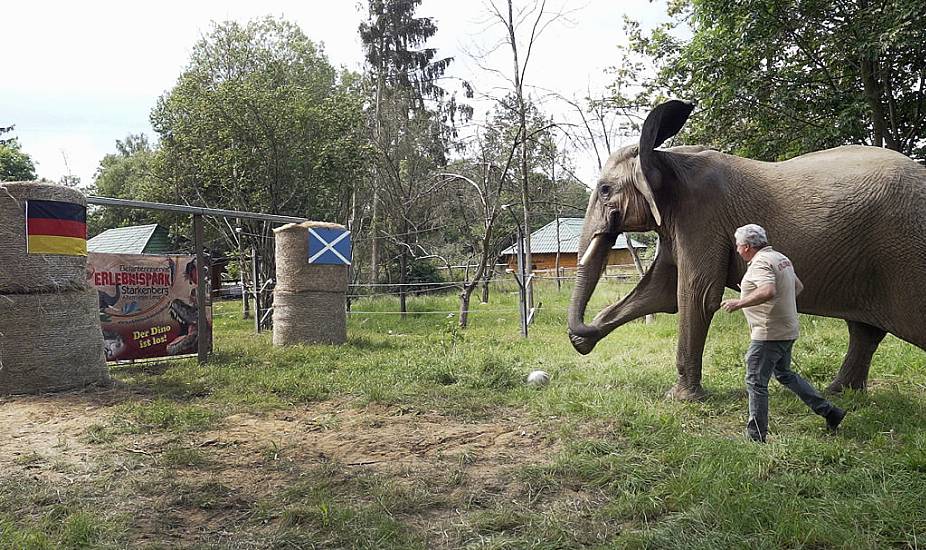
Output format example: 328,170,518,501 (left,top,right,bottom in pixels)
0,476,125,549
4,278,926,547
